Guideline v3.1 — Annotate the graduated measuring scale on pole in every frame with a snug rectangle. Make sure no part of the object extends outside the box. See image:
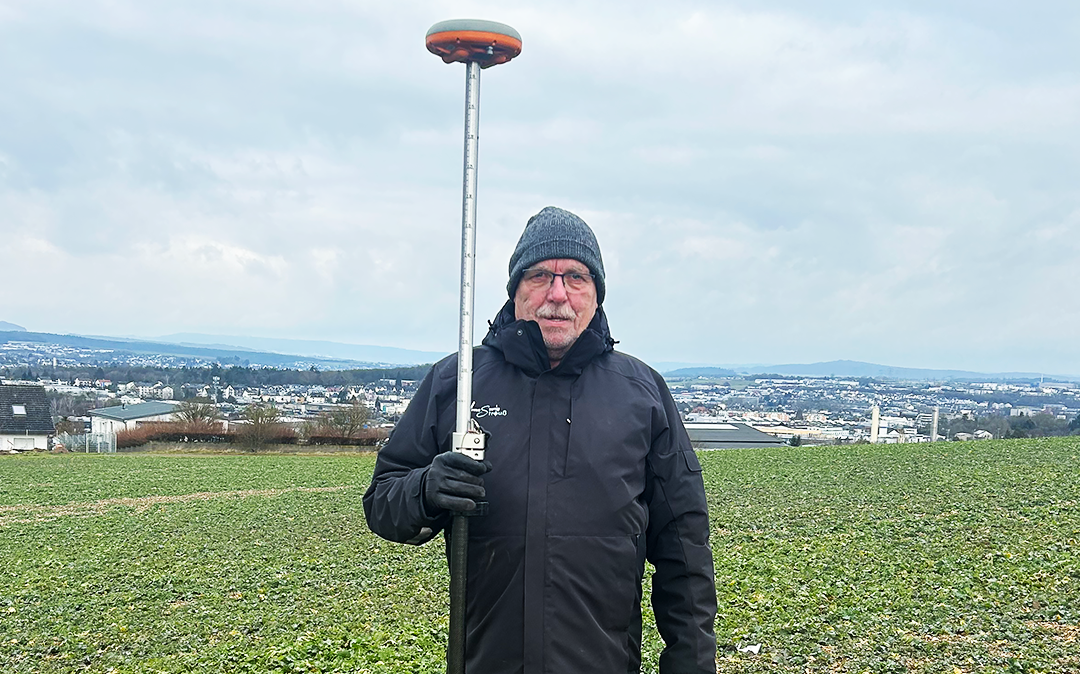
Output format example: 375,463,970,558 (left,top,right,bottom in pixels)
424,18,522,674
